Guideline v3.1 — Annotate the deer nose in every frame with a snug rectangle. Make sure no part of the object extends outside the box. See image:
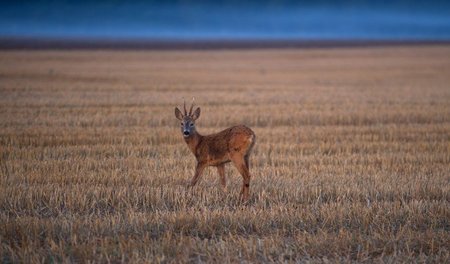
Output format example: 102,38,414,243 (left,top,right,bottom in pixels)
183,131,190,136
